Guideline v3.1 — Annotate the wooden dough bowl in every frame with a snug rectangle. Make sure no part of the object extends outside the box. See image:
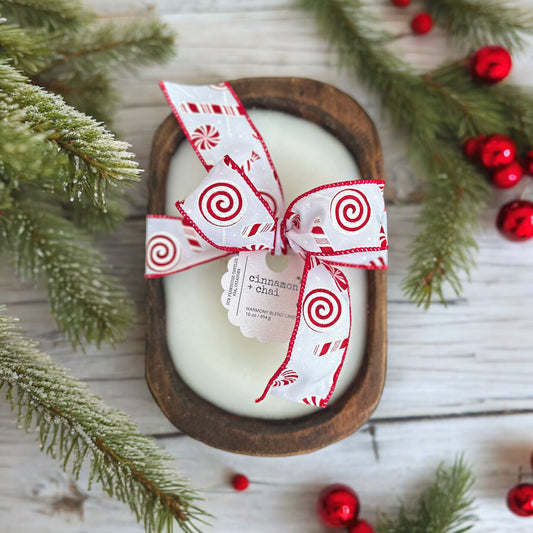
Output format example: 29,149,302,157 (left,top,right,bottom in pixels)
146,77,387,456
